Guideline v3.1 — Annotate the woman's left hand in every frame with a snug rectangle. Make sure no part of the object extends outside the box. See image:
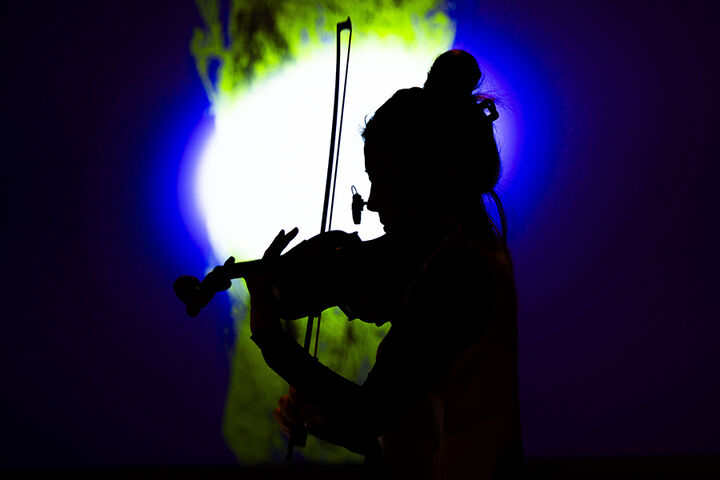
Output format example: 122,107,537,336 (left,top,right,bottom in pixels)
246,227,299,335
